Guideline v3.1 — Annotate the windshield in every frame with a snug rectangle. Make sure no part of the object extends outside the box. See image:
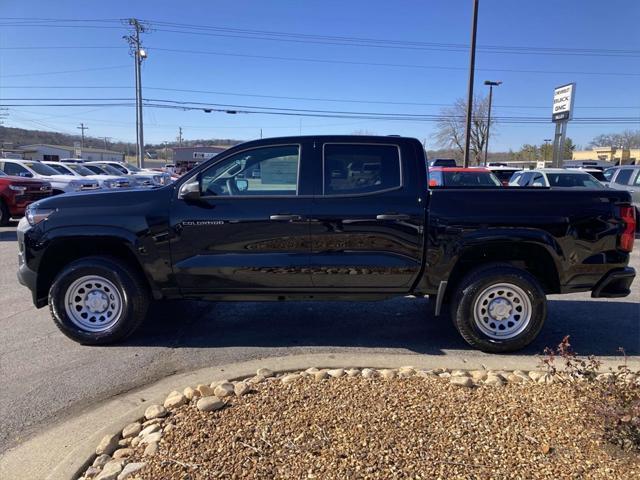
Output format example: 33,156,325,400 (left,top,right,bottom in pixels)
47,163,74,175
546,173,604,188
67,164,97,176
85,165,110,175
24,162,60,176
442,171,502,187
103,163,129,174
101,164,127,176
